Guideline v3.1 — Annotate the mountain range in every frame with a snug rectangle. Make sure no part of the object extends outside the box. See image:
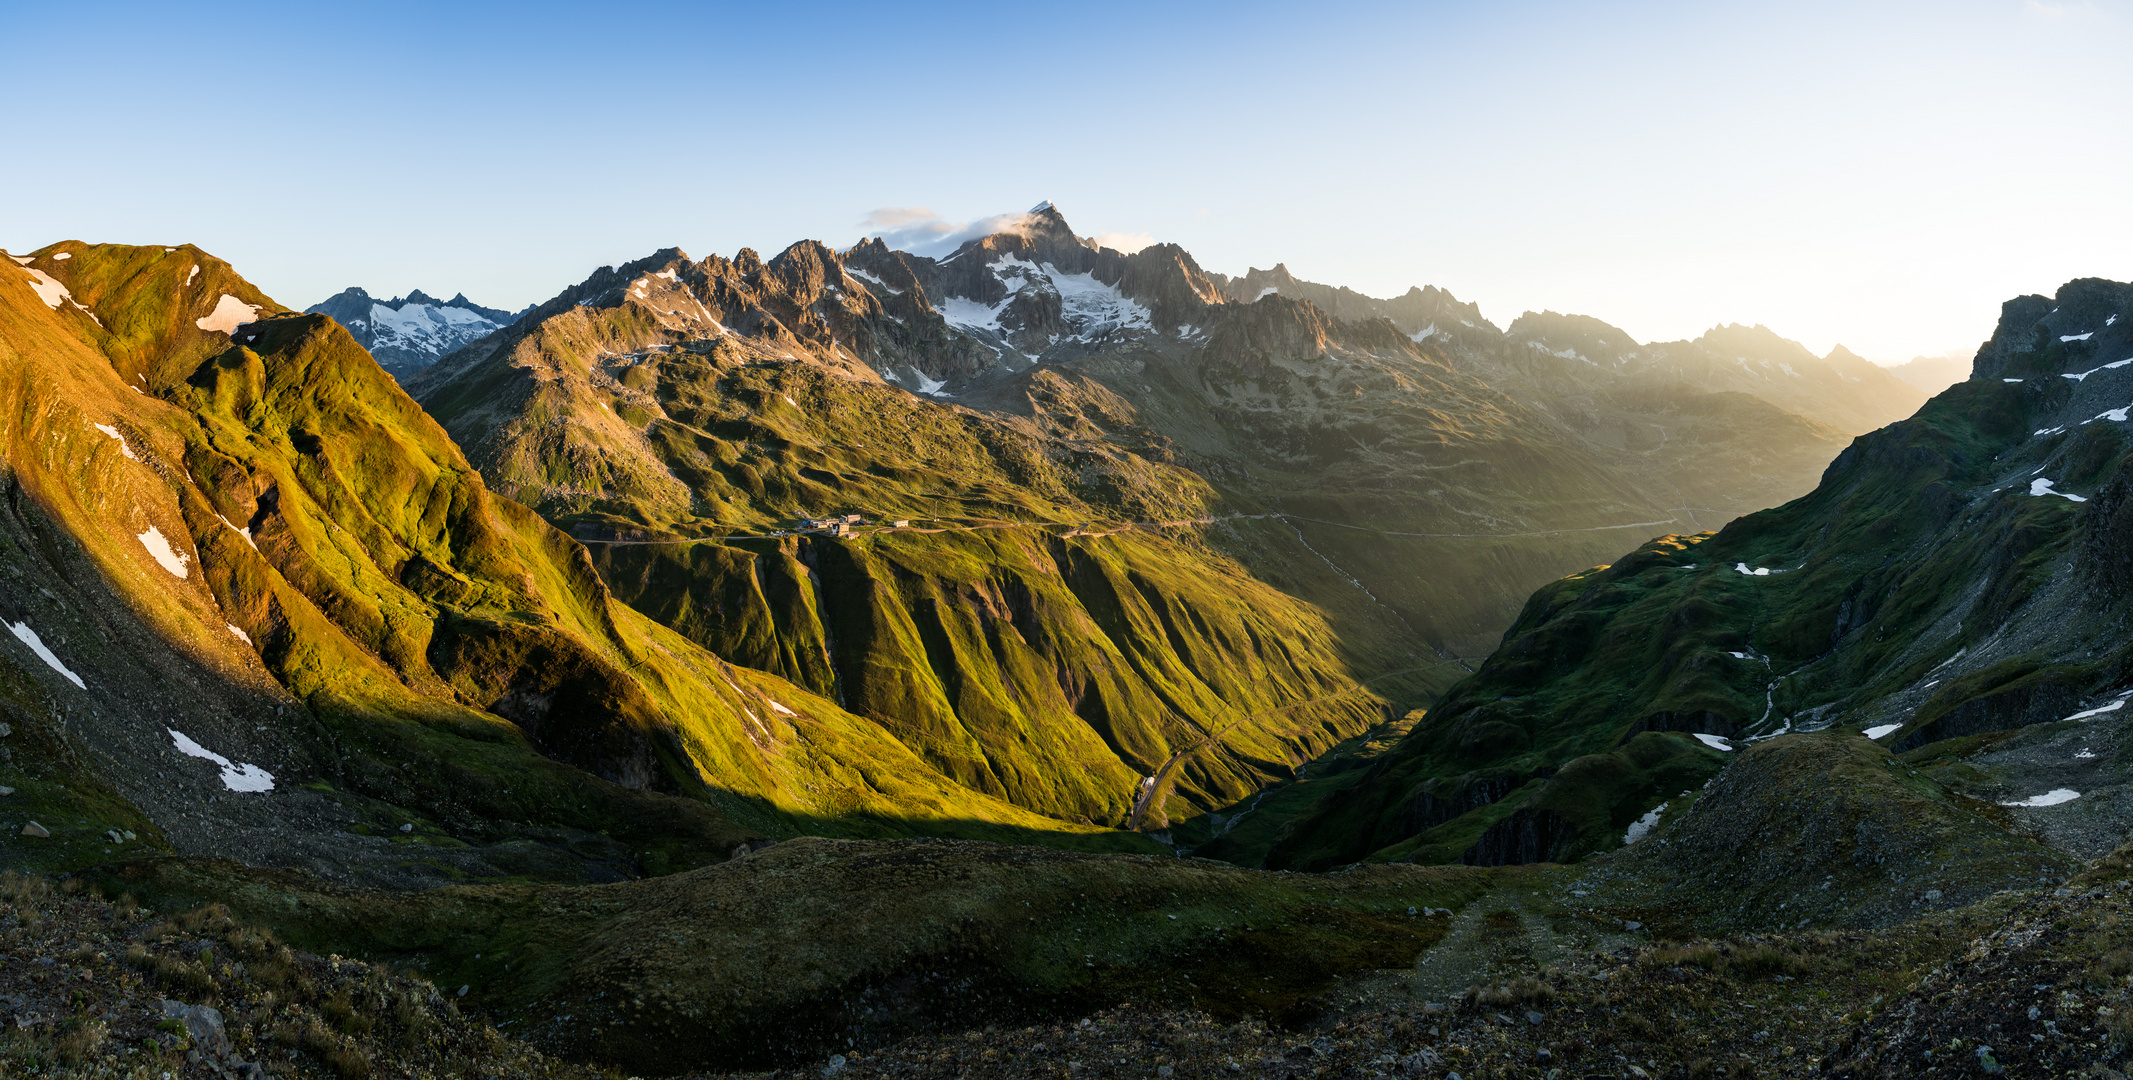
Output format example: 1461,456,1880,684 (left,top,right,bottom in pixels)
304,286,527,378
2,216,2126,1079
